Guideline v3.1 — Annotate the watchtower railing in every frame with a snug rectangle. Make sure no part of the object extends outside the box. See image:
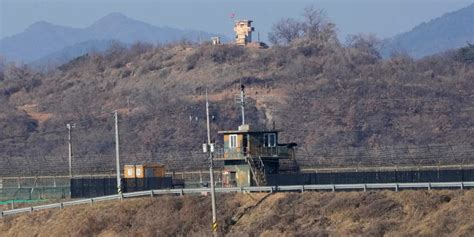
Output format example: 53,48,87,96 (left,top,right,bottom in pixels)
214,144,296,160
256,144,295,158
